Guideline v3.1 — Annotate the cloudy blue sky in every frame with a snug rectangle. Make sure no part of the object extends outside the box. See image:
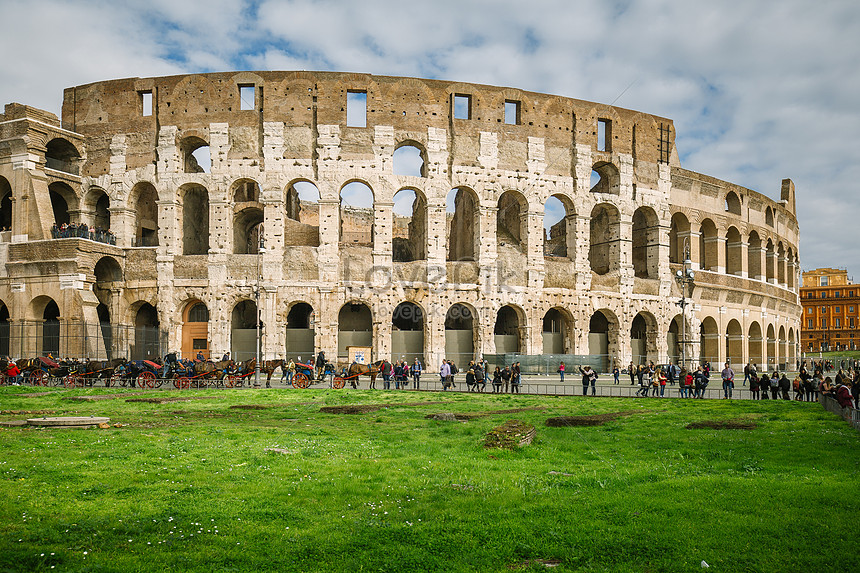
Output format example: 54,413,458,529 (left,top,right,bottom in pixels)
2,0,858,279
